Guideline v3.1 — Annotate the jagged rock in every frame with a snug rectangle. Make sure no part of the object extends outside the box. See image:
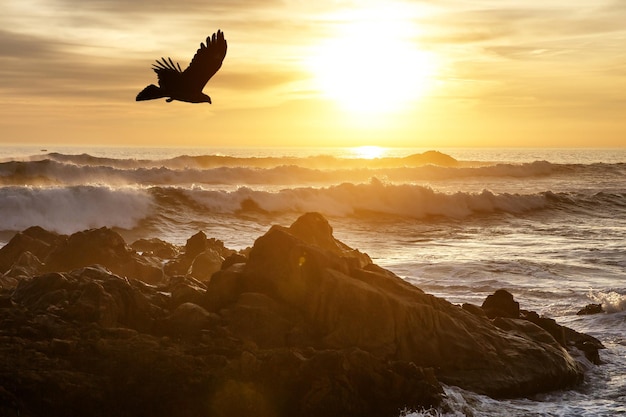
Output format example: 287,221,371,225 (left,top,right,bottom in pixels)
226,213,583,397
168,275,207,309
3,251,45,282
462,302,487,317
213,348,443,417
481,289,520,319
521,310,567,346
0,274,19,291
0,226,65,274
219,292,303,349
165,233,232,279
577,303,603,315
221,252,247,270
44,227,164,285
11,266,159,332
131,237,179,259
0,213,602,416
185,231,208,258
190,249,224,281
483,292,606,366
204,263,246,312
160,302,218,338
